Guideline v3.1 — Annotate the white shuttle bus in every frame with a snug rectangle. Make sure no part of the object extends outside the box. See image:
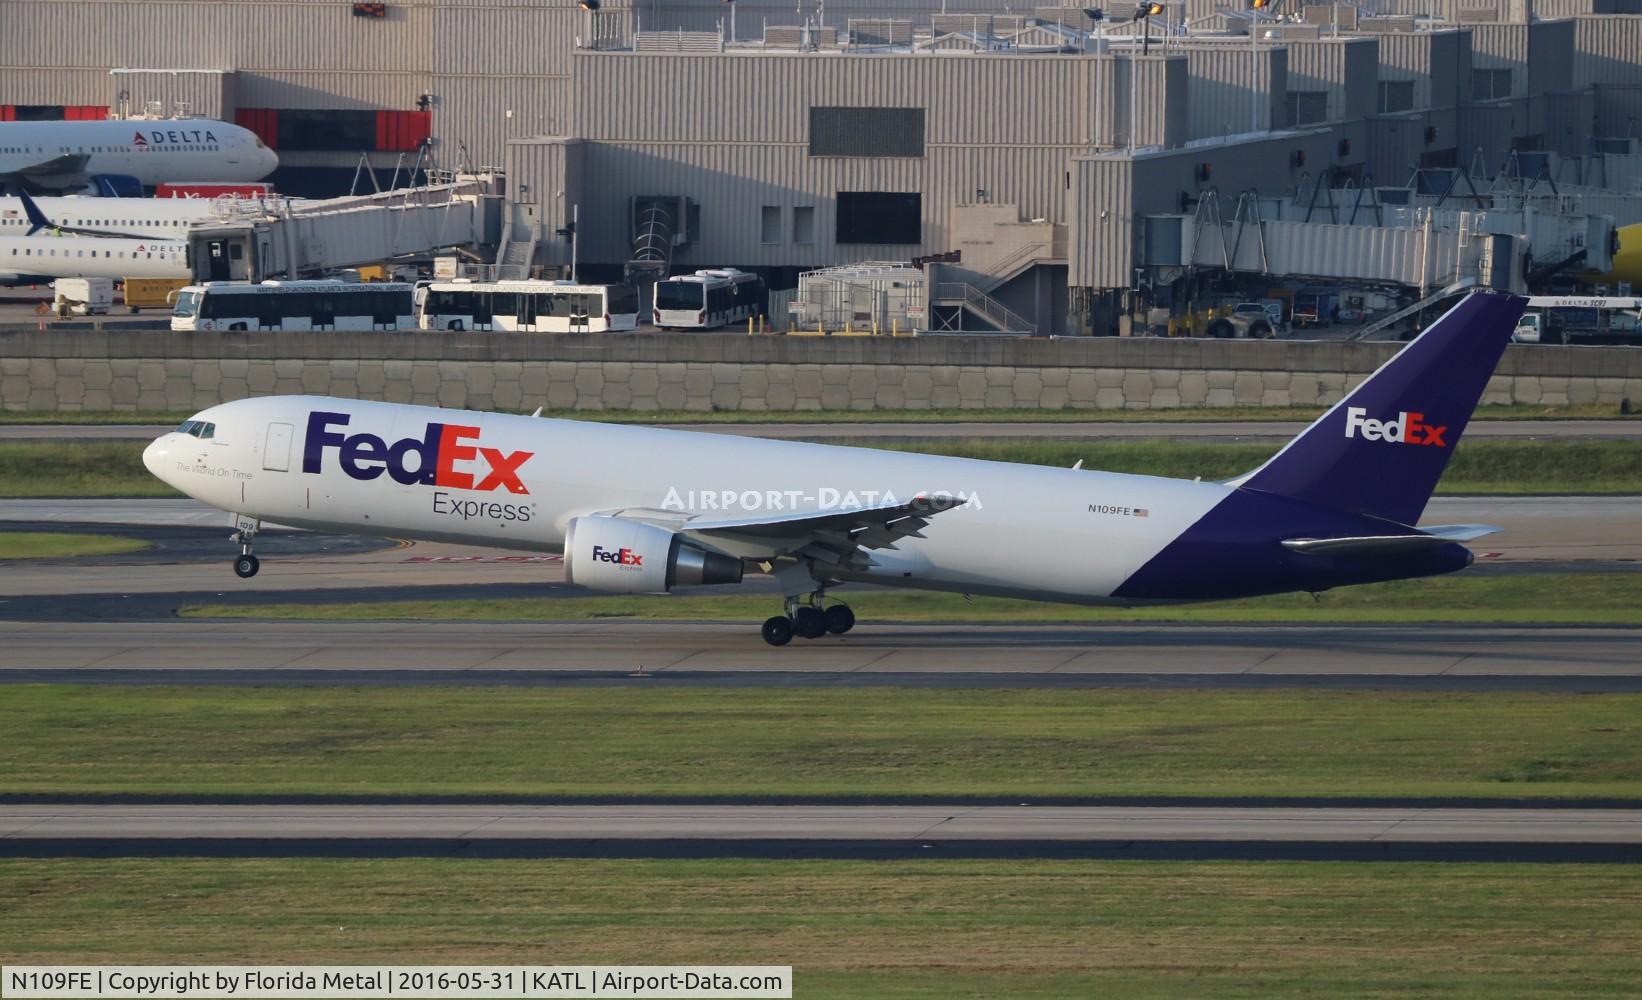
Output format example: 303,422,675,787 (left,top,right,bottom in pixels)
171,280,416,332
653,268,768,329
419,279,640,332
